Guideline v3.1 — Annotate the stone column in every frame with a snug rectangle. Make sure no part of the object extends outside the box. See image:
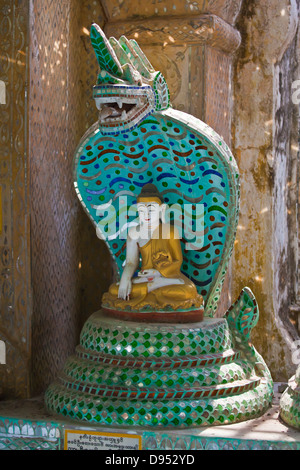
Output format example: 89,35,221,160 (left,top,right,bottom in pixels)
0,0,109,399
0,0,31,399
101,0,243,314
29,0,109,396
